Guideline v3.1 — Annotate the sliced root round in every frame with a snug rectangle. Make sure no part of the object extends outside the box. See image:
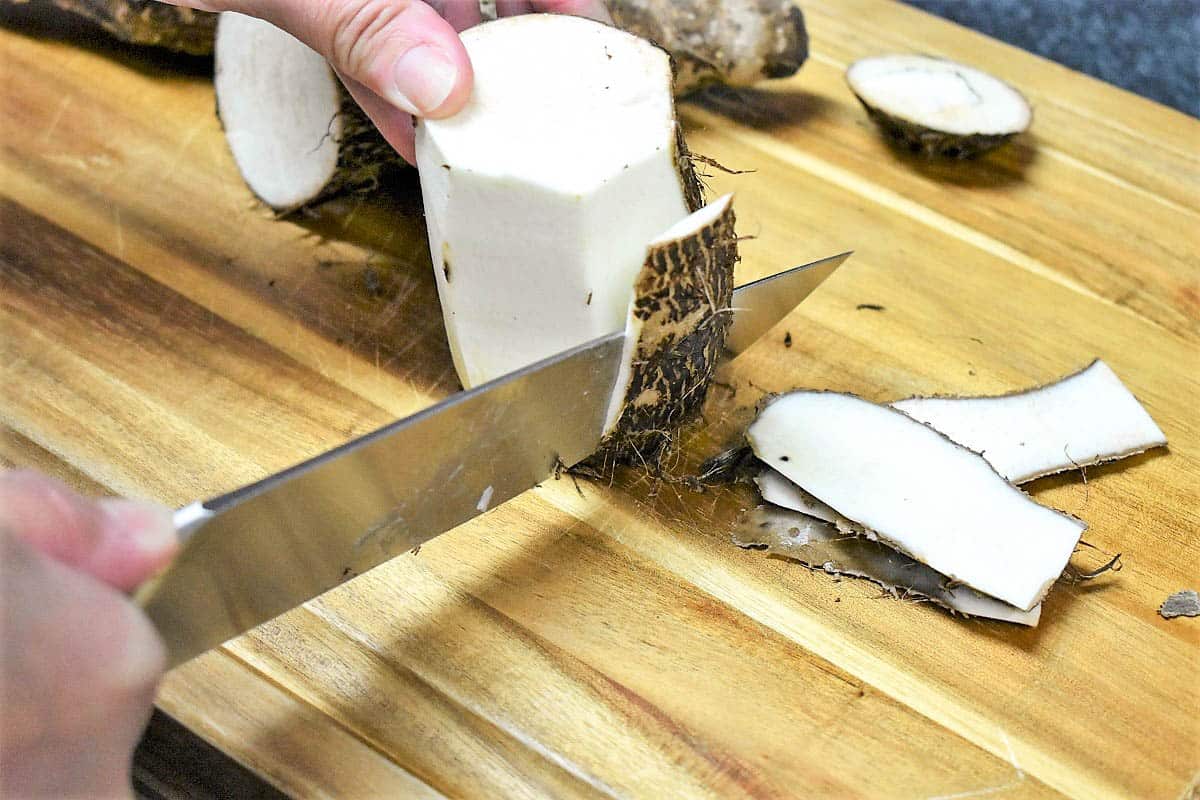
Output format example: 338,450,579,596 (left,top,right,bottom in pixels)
846,54,1031,158
214,12,401,211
